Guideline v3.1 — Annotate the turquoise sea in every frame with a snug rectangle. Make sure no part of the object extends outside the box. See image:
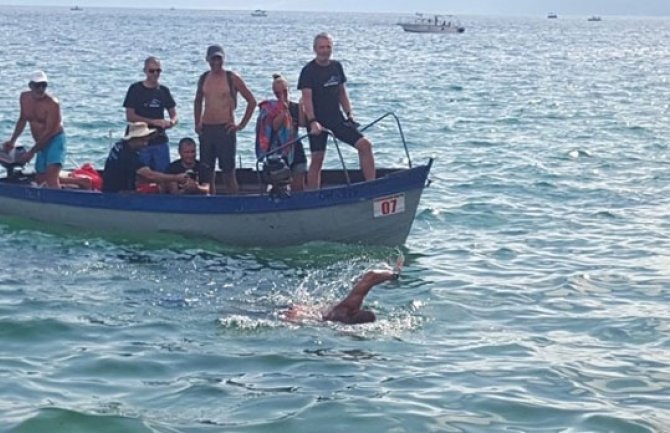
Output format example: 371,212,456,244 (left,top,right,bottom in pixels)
1,6,670,432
